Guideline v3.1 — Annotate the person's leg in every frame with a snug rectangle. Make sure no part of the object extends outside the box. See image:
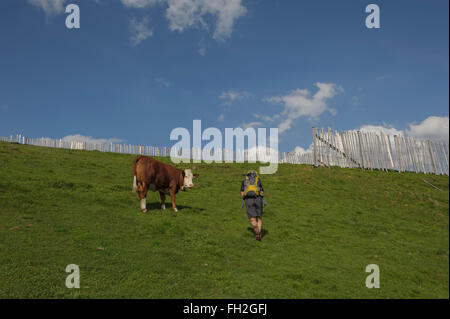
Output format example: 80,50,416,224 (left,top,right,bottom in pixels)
255,197,263,238
257,217,262,234
251,217,260,241
250,217,258,232
246,199,259,239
